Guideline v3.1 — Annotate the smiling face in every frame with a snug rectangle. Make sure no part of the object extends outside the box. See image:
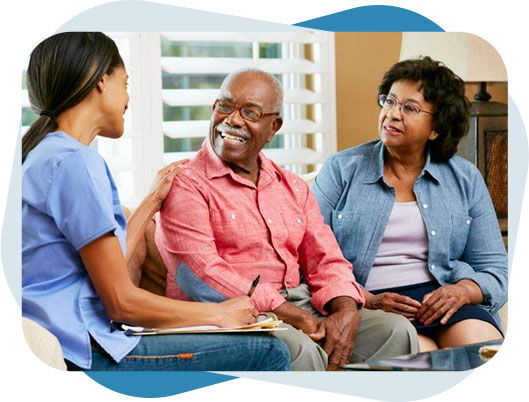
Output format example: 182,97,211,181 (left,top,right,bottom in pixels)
209,71,282,173
378,80,437,157
99,65,129,139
